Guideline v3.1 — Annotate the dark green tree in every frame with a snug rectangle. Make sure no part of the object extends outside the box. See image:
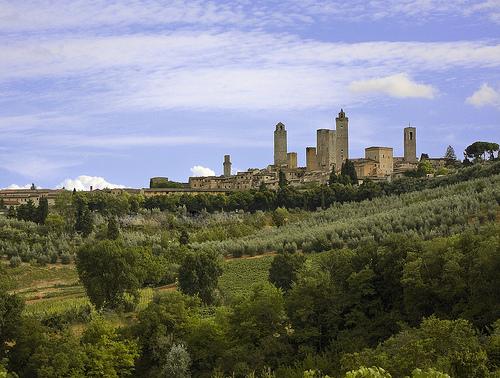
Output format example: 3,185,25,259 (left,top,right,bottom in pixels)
16,200,36,222
329,165,339,186
278,170,288,189
36,197,49,224
76,240,145,310
179,229,190,245
178,250,223,304
6,206,16,219
465,141,500,162
74,198,94,237
0,289,24,356
341,160,358,185
269,252,306,291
